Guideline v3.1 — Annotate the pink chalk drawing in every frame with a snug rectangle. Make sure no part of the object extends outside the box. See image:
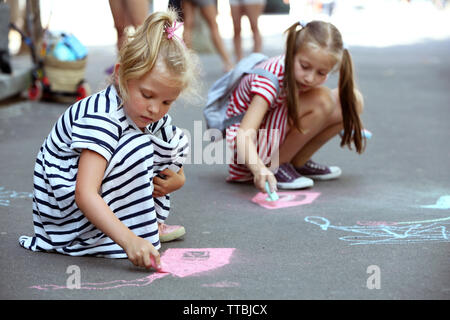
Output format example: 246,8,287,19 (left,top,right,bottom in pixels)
251,190,321,210
30,248,235,291
161,248,235,278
